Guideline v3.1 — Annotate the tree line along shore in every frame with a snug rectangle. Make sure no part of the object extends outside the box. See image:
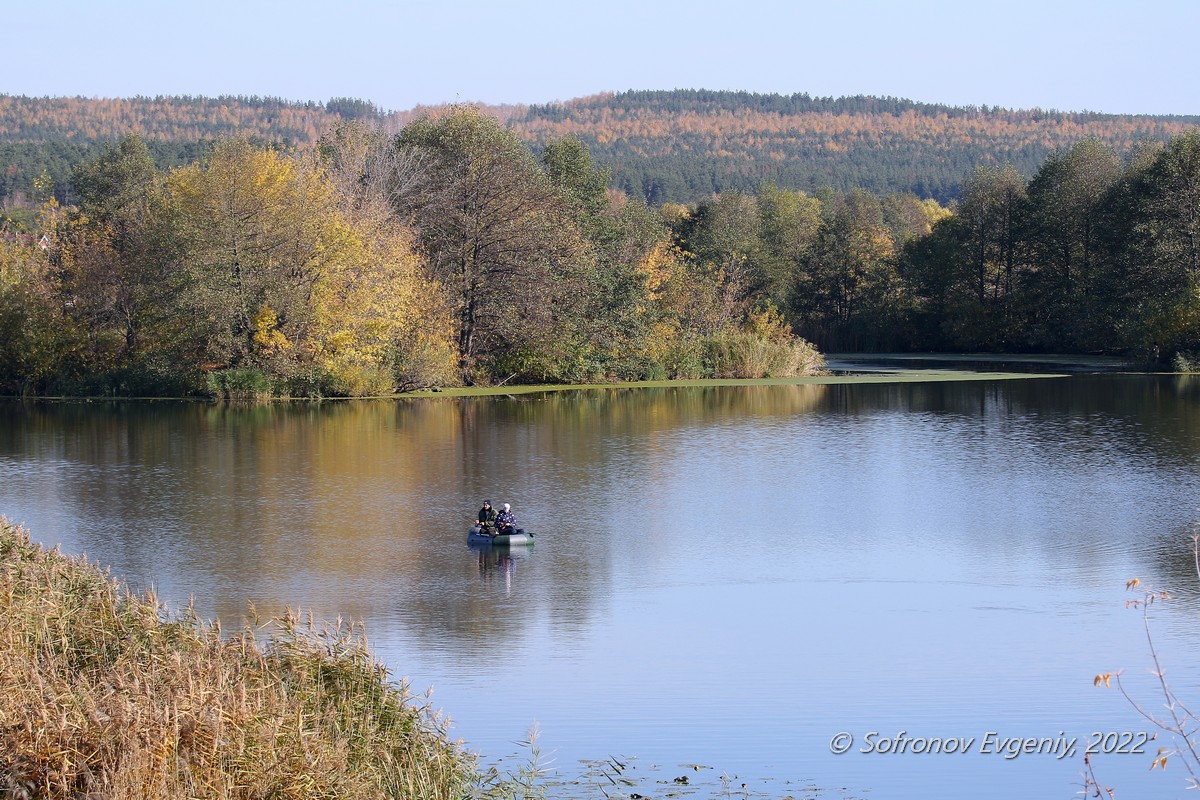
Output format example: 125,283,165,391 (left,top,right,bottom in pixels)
2,105,1199,399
